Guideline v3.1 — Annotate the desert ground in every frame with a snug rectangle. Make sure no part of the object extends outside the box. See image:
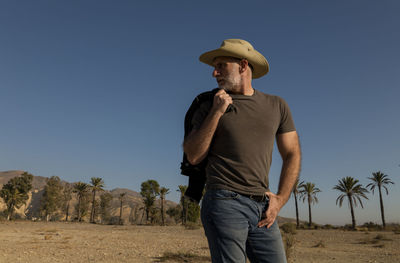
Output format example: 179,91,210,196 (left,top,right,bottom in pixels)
0,221,399,263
